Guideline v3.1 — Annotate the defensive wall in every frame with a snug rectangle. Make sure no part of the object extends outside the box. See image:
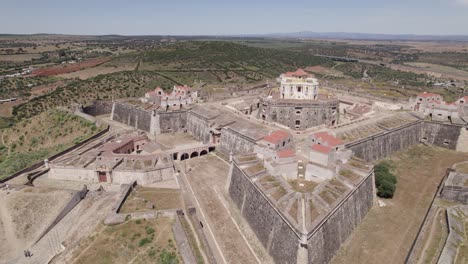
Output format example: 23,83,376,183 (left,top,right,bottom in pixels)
306,172,374,263
35,185,89,244
258,98,339,130
228,159,375,264
345,120,464,162
111,102,152,132
82,100,113,116
110,102,188,135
